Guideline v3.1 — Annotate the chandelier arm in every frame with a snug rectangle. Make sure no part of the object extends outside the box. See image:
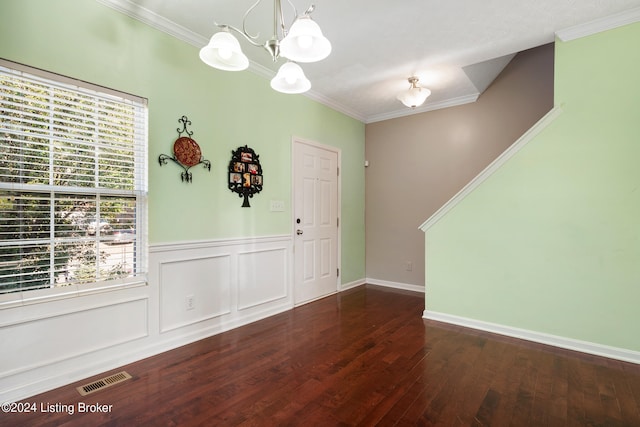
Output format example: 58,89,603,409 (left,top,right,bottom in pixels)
241,0,263,41
277,0,286,38
216,23,264,48
283,0,299,34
